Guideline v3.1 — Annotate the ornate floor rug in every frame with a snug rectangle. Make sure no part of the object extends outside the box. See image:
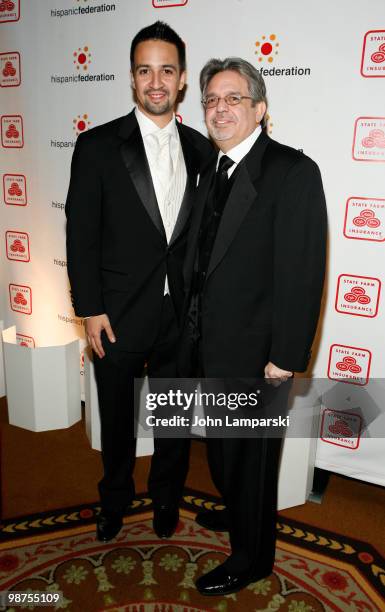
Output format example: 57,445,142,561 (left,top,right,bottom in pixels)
0,490,384,611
